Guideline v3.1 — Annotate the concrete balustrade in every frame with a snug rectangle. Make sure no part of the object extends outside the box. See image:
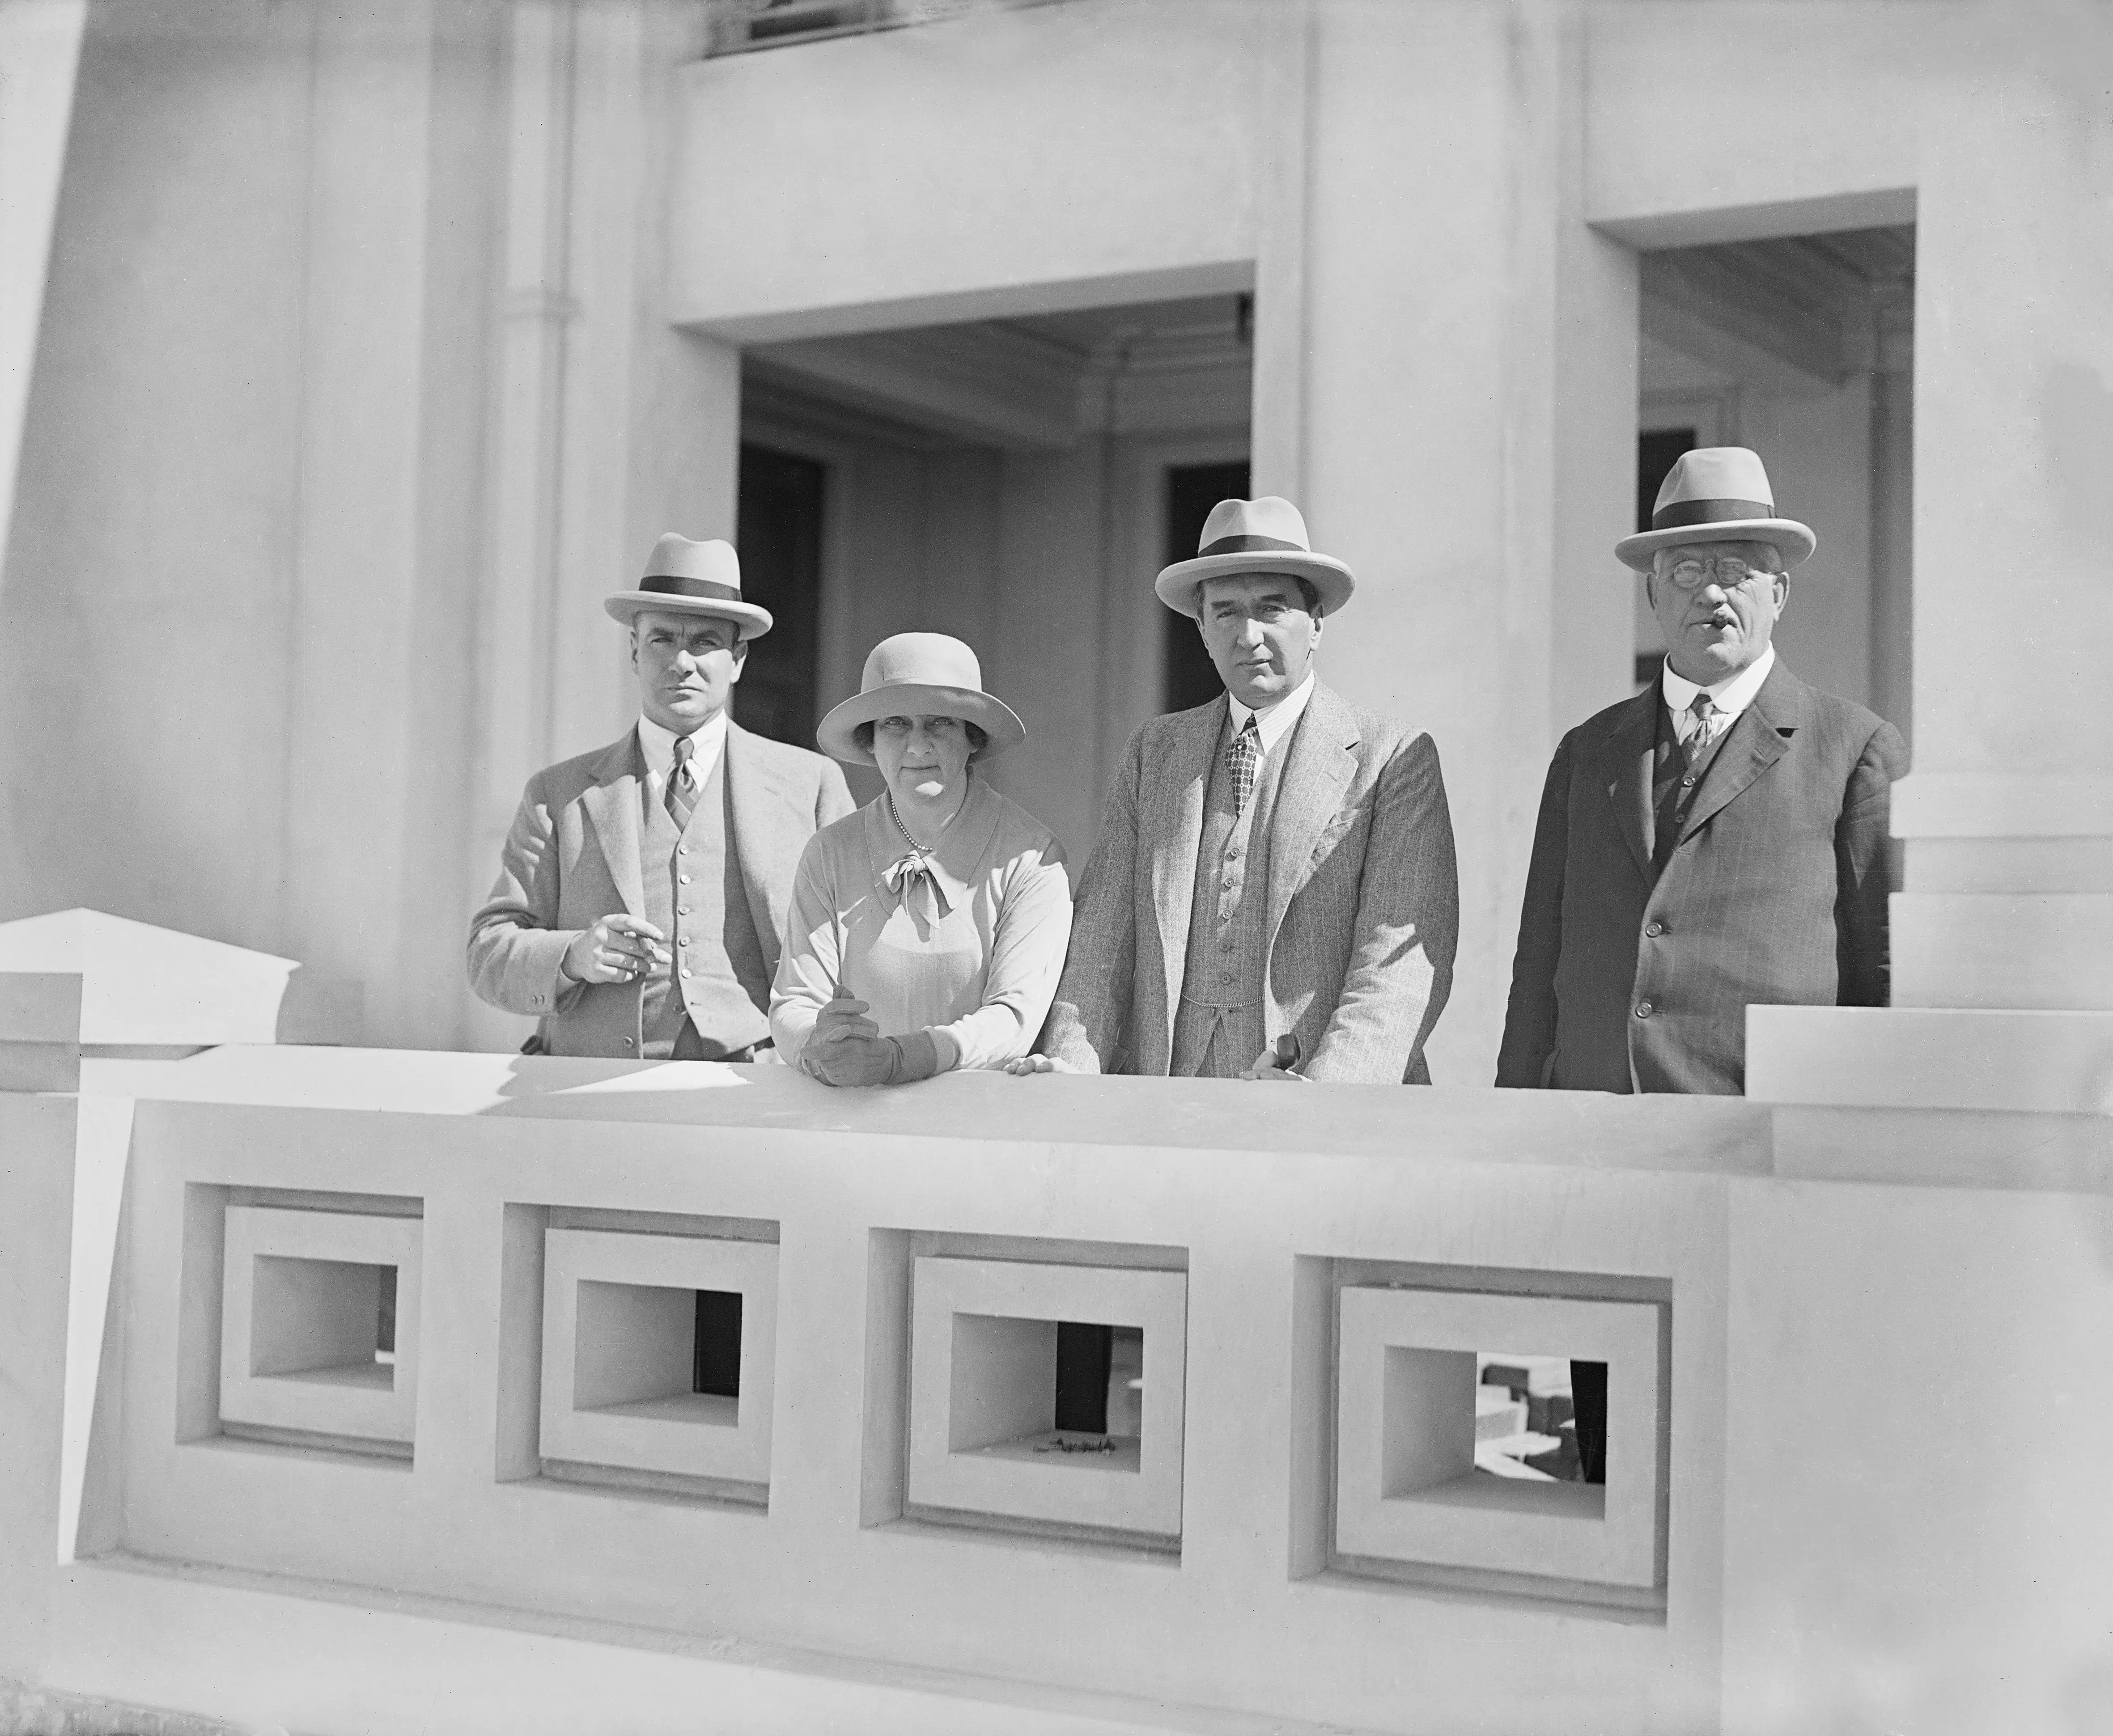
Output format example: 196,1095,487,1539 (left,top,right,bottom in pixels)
0,1023,2104,1734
